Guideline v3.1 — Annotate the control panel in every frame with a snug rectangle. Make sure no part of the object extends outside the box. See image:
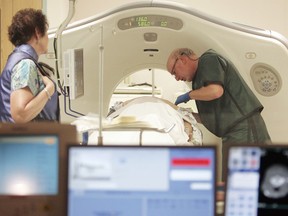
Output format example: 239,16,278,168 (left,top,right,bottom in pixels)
250,63,282,96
